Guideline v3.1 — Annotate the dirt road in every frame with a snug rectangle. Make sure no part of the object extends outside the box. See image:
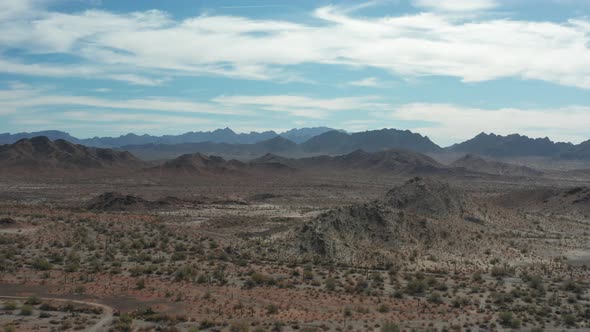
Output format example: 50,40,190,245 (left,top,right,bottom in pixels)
0,295,114,331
